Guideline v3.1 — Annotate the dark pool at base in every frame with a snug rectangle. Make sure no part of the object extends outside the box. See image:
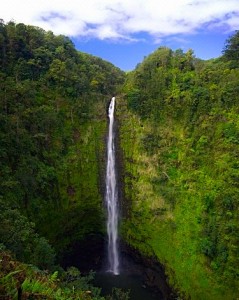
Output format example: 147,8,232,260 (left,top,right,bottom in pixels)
94,272,163,300
93,247,172,300
60,238,174,300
